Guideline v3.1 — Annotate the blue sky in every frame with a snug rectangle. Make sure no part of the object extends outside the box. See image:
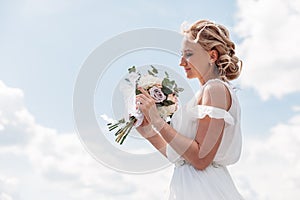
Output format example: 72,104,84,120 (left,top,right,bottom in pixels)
1,0,300,199
0,0,238,132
